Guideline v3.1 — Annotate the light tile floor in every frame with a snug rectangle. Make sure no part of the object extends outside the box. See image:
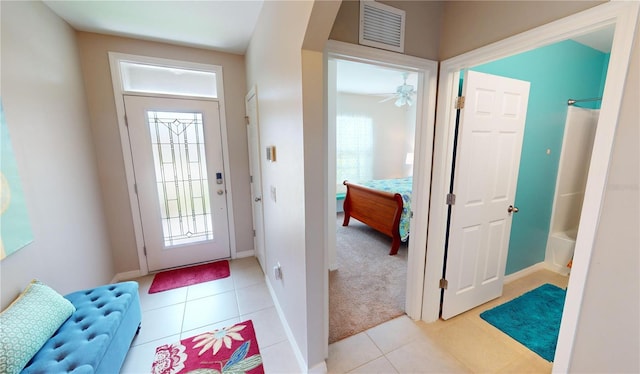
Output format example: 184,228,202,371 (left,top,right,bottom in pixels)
327,269,569,373
122,259,568,374
121,257,298,373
